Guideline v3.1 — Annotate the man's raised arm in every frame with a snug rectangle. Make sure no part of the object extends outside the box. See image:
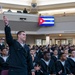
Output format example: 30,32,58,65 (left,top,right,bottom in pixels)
3,16,14,45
